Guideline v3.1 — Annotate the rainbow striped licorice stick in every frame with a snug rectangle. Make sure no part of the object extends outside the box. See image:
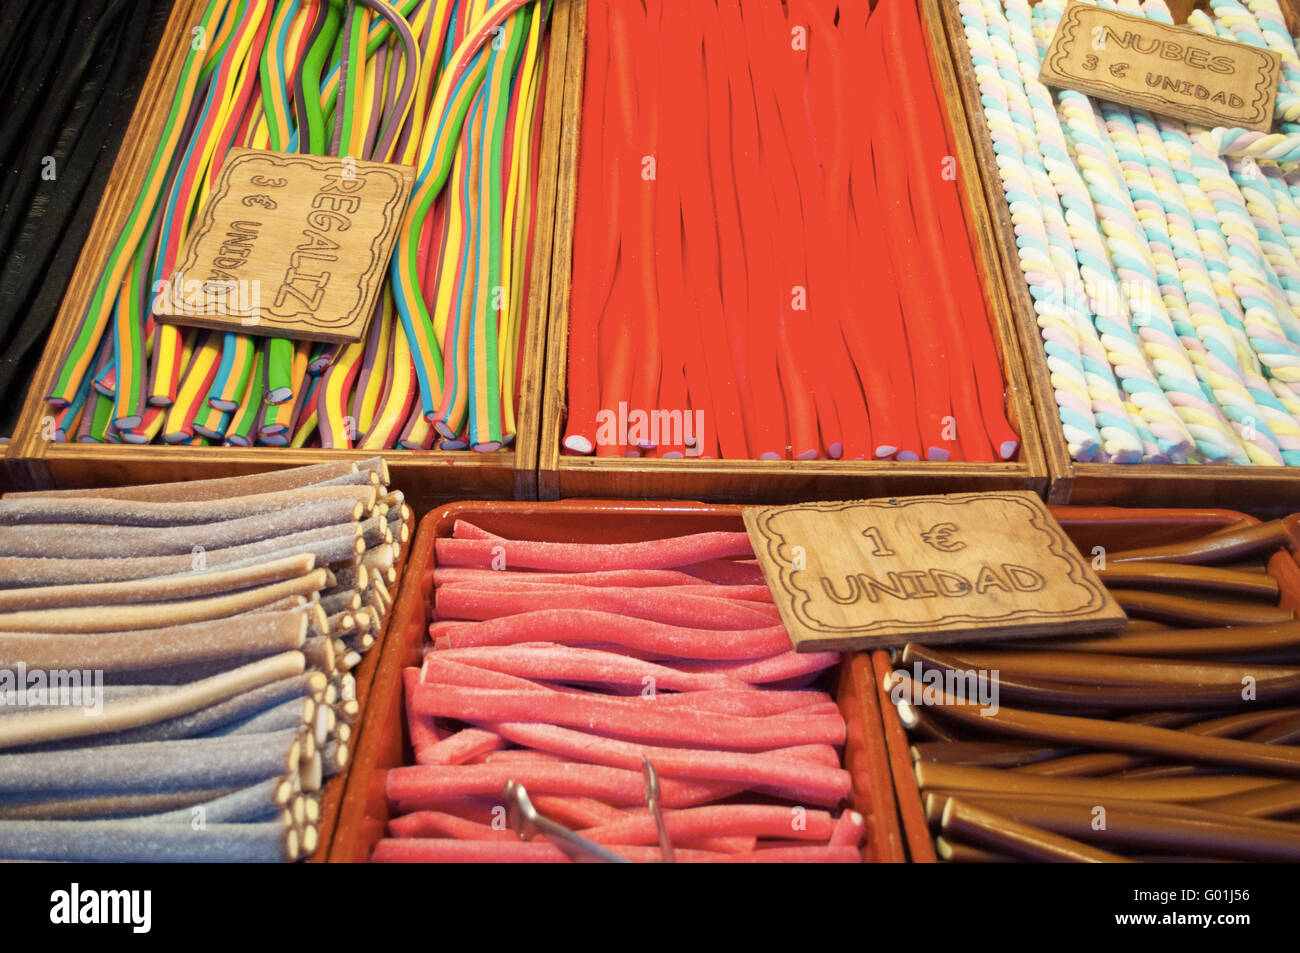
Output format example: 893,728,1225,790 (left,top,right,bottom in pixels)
208,333,257,412
46,0,228,408
109,201,160,430
467,7,528,450
390,0,538,425
399,399,437,450
289,374,322,448
359,320,419,449
124,406,169,446
318,335,367,448
192,399,233,442
163,333,223,444
352,292,396,436
224,347,264,445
